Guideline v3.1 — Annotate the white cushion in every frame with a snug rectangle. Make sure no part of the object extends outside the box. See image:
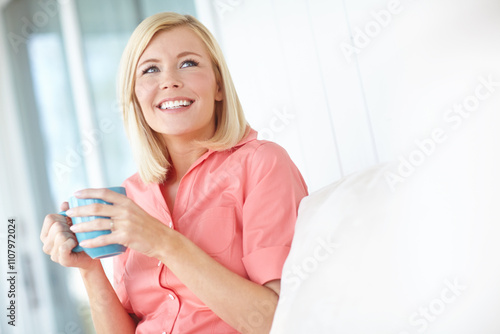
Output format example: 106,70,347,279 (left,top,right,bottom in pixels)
271,128,500,334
